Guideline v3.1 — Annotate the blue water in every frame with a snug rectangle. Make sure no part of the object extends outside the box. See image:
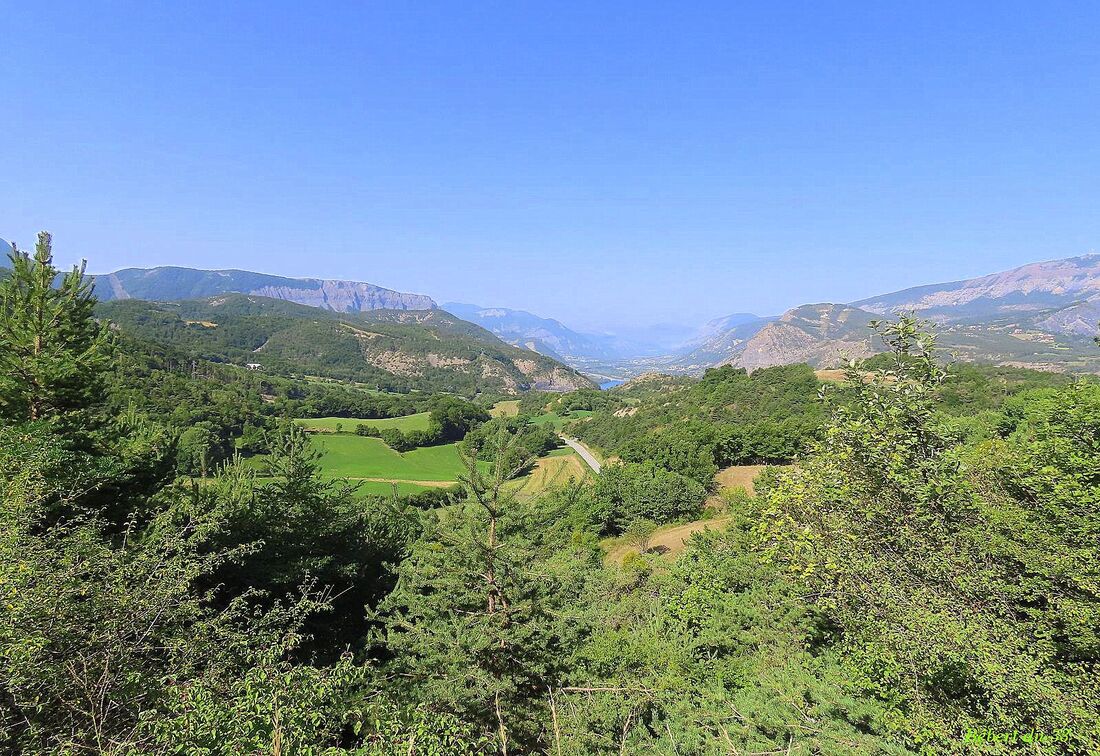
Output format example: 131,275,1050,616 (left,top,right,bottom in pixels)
600,379,625,390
